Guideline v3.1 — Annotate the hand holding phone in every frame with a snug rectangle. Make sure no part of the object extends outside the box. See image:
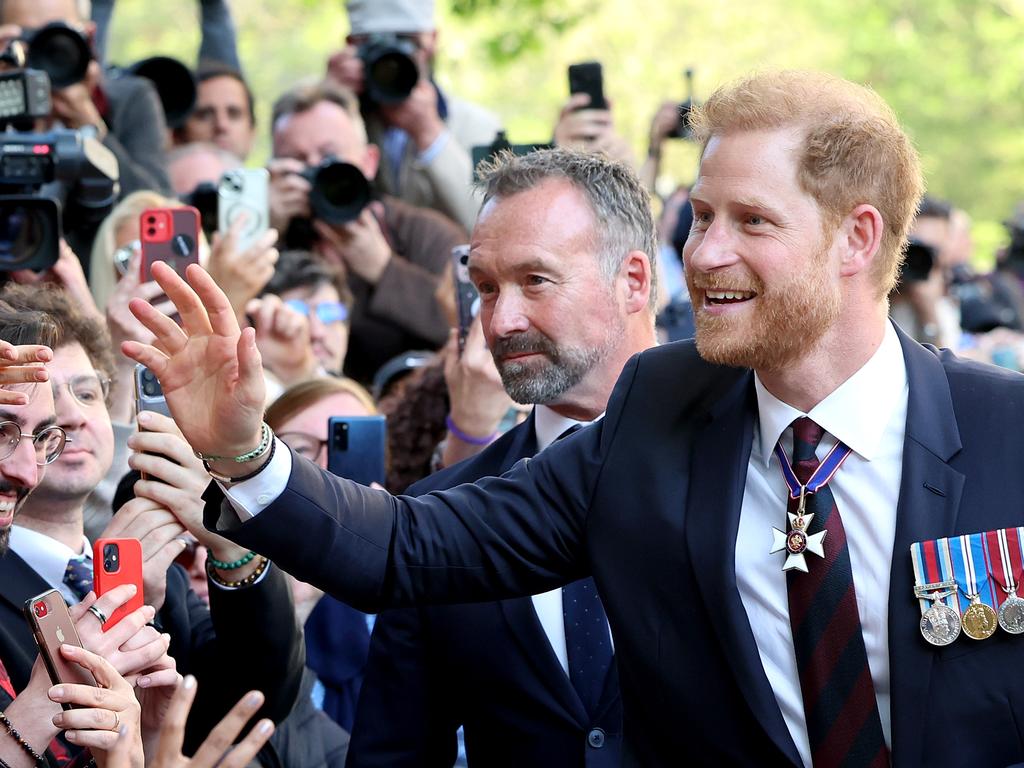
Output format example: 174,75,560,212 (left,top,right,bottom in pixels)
451,244,478,355
92,539,144,631
568,61,607,110
218,168,270,252
140,207,201,283
24,589,97,703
